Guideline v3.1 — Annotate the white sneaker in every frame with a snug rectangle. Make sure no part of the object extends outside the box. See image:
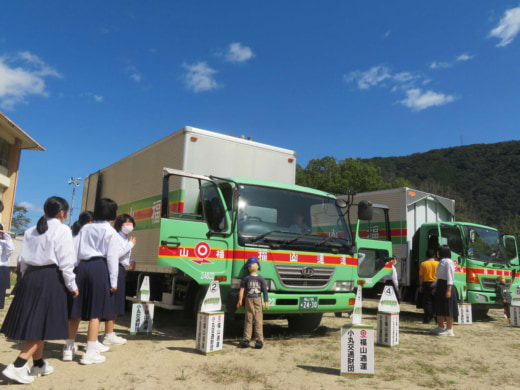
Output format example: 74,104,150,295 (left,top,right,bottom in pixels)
62,344,77,361
103,335,127,345
96,341,110,353
438,329,455,337
30,361,54,377
80,351,106,365
429,326,445,334
2,364,35,384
